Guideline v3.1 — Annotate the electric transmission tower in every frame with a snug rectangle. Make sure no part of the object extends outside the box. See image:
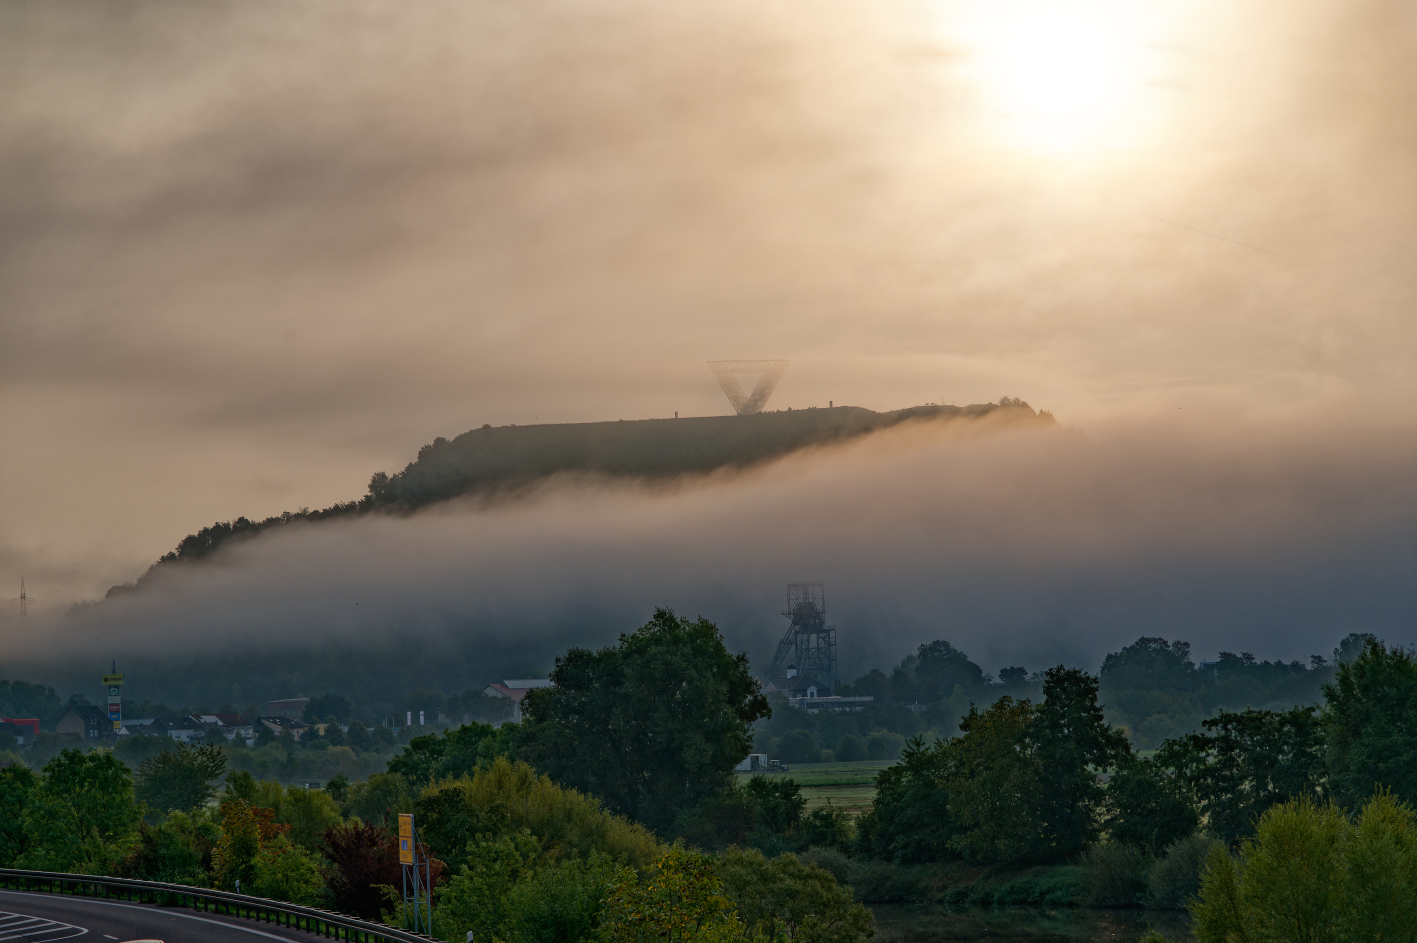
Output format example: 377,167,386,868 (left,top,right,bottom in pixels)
764,582,837,693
